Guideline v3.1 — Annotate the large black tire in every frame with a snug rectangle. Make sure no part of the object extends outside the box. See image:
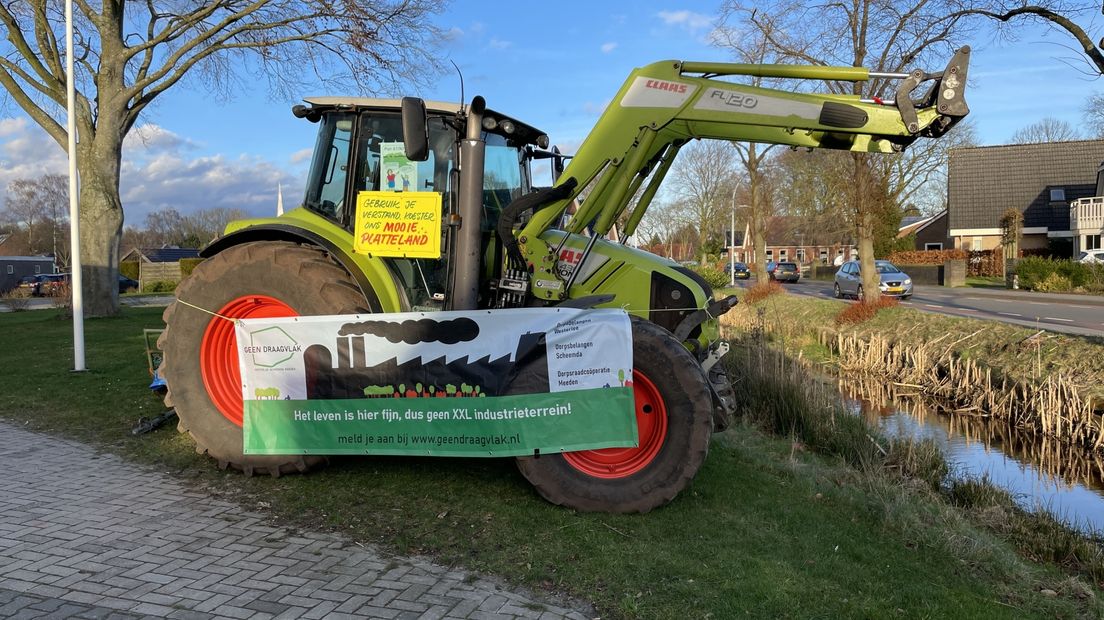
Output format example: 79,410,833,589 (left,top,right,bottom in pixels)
159,241,372,476
514,317,713,513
